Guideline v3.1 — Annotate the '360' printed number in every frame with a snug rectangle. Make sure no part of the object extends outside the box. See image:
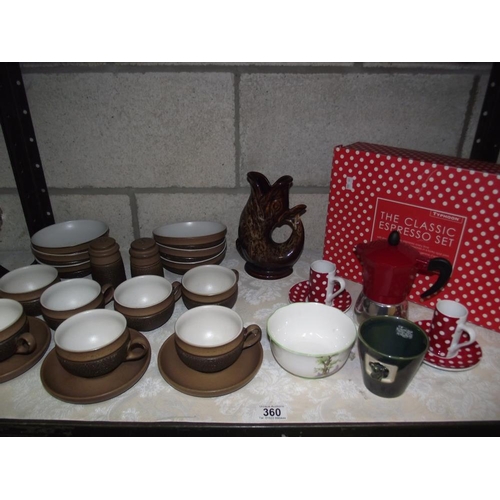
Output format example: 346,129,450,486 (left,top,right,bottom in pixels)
263,407,281,417
259,406,287,420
